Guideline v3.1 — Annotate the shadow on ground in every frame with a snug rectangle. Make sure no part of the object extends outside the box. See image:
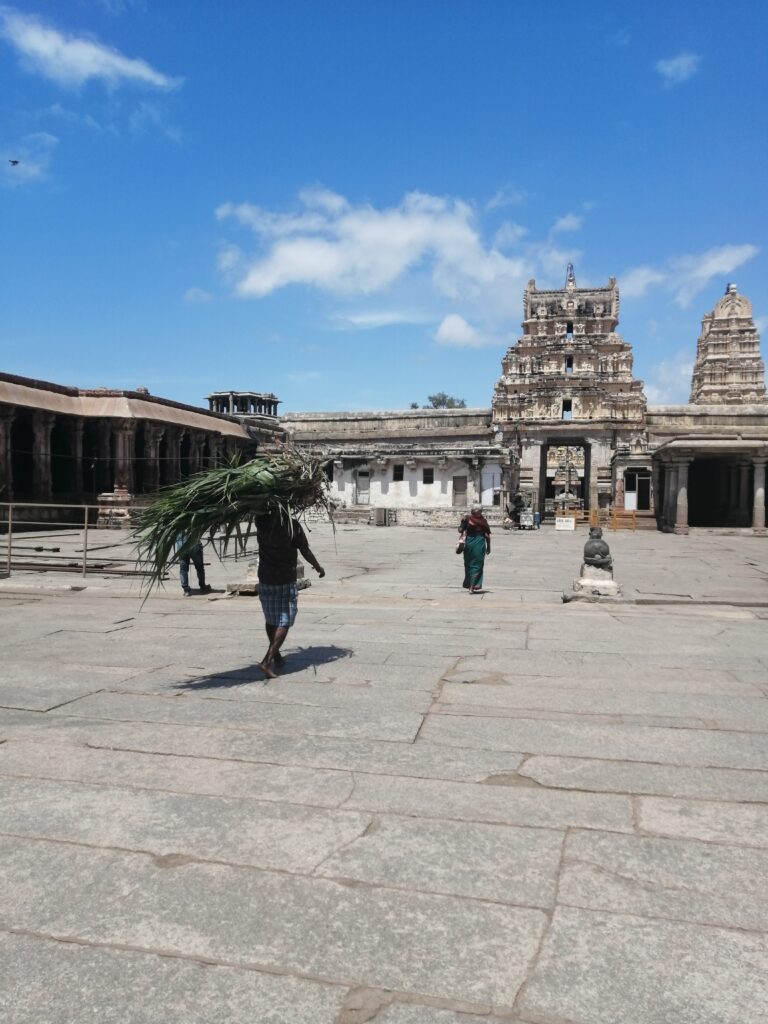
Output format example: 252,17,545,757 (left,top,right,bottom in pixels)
173,645,353,690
